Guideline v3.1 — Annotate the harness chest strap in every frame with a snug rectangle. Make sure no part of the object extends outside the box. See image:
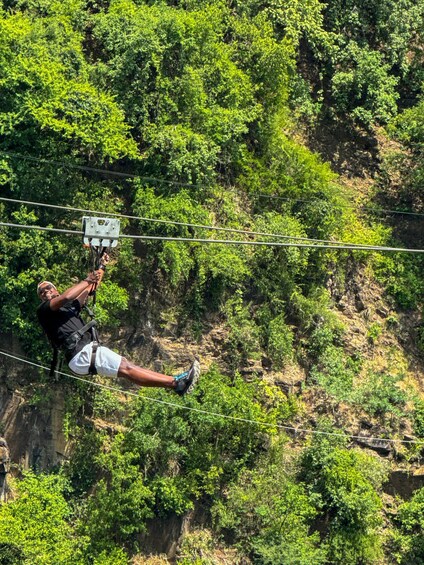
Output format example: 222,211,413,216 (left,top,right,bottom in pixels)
62,319,97,351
